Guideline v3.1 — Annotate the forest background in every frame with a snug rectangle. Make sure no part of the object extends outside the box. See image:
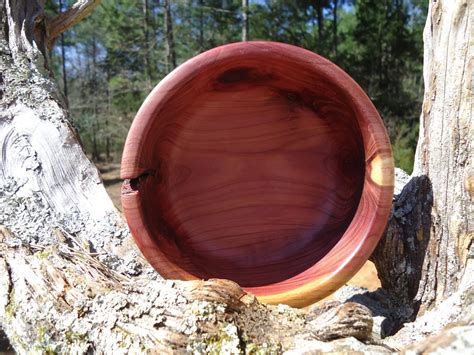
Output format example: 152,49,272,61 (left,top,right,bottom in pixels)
46,0,428,174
